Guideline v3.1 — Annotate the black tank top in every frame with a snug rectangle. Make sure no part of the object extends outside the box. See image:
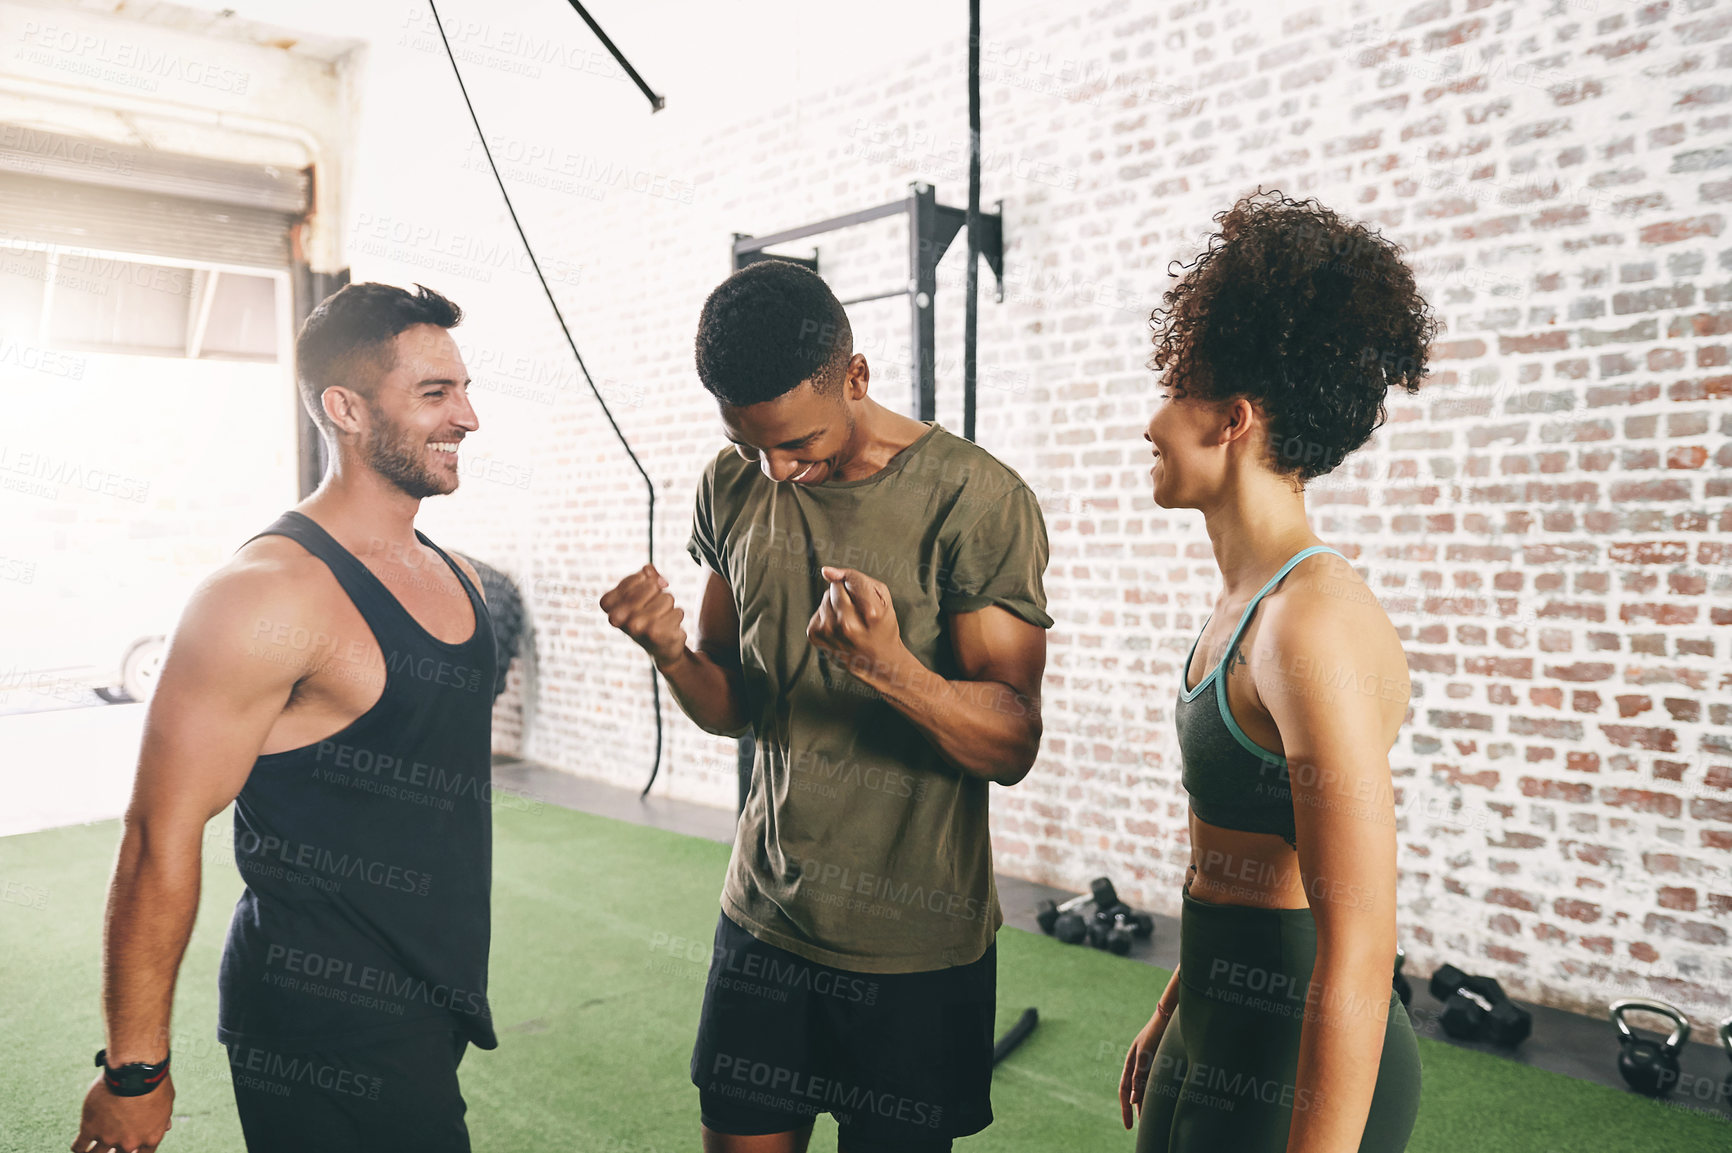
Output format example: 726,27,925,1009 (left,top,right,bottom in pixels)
216,510,499,1051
